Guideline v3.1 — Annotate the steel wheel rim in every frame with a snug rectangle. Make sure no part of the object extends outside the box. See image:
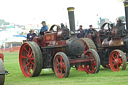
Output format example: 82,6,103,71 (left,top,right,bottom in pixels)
54,54,66,78
109,51,123,71
19,43,35,77
84,51,97,73
77,42,89,71
84,43,89,54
